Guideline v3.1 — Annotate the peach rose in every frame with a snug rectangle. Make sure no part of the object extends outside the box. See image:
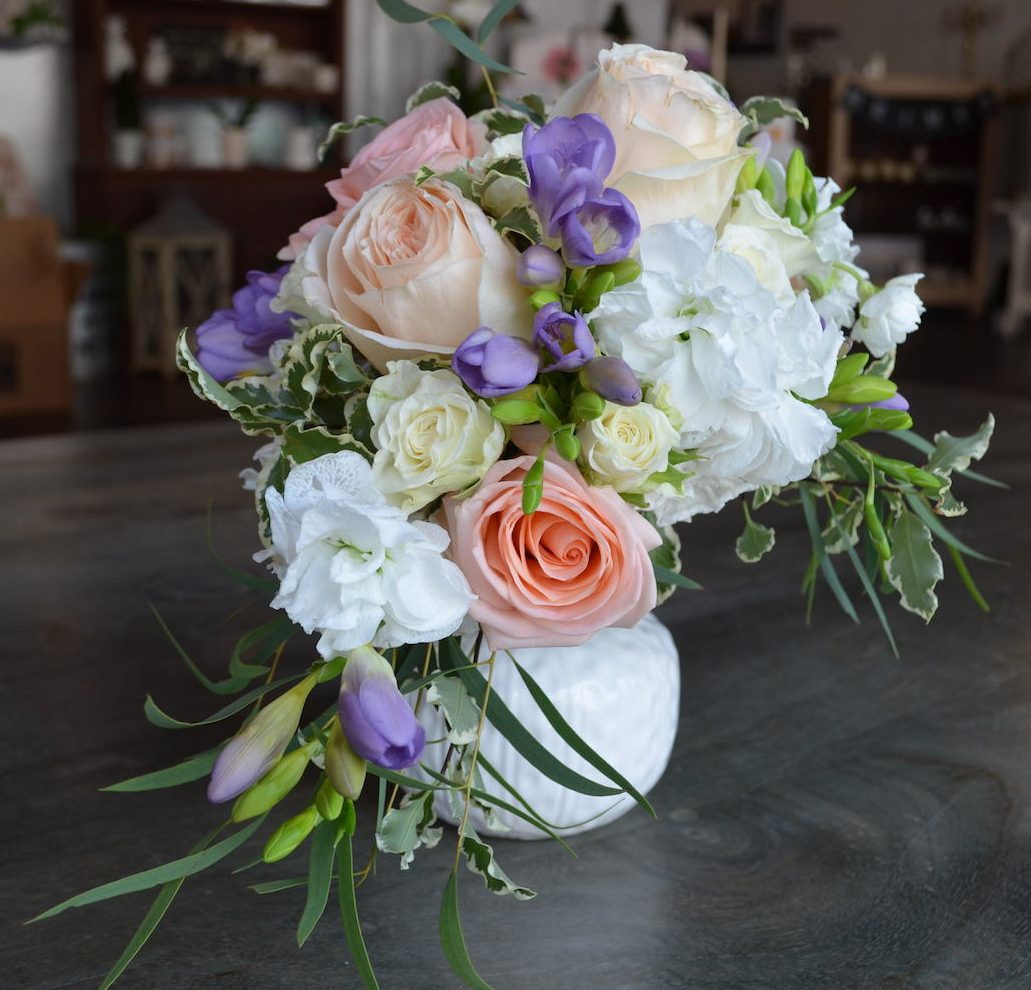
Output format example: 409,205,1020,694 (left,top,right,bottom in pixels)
301,176,531,371
553,44,750,230
279,98,487,260
442,454,661,650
